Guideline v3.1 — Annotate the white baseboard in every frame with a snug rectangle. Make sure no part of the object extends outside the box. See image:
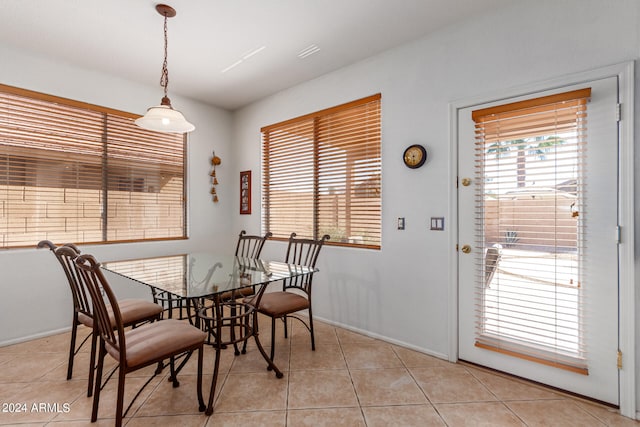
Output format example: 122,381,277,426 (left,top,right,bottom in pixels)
0,327,71,348
314,315,449,361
